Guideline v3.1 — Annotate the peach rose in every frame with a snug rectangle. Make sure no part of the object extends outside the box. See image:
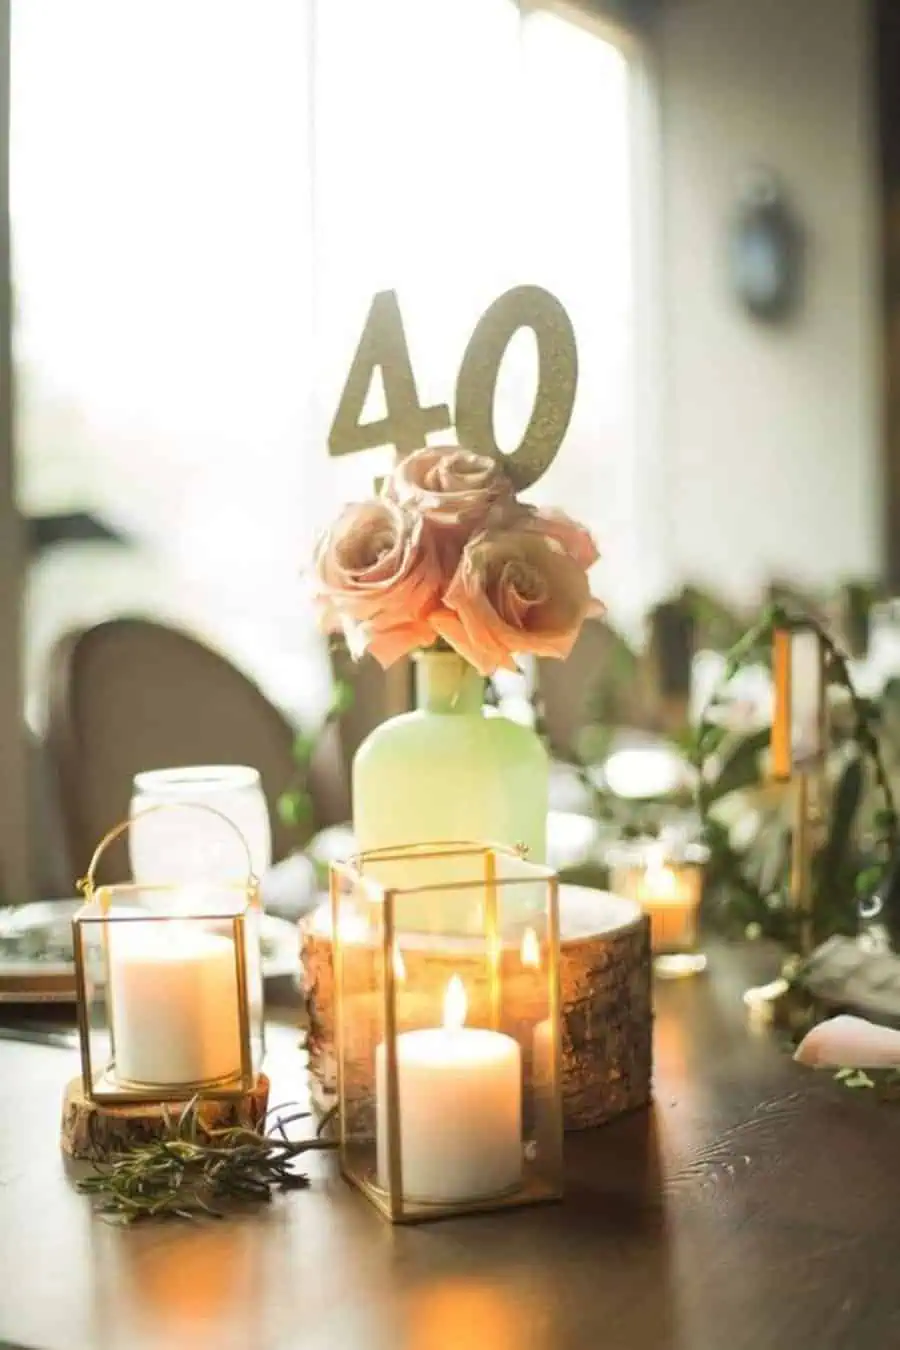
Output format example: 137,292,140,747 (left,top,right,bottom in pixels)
431,527,602,675
383,445,514,539
312,499,442,667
